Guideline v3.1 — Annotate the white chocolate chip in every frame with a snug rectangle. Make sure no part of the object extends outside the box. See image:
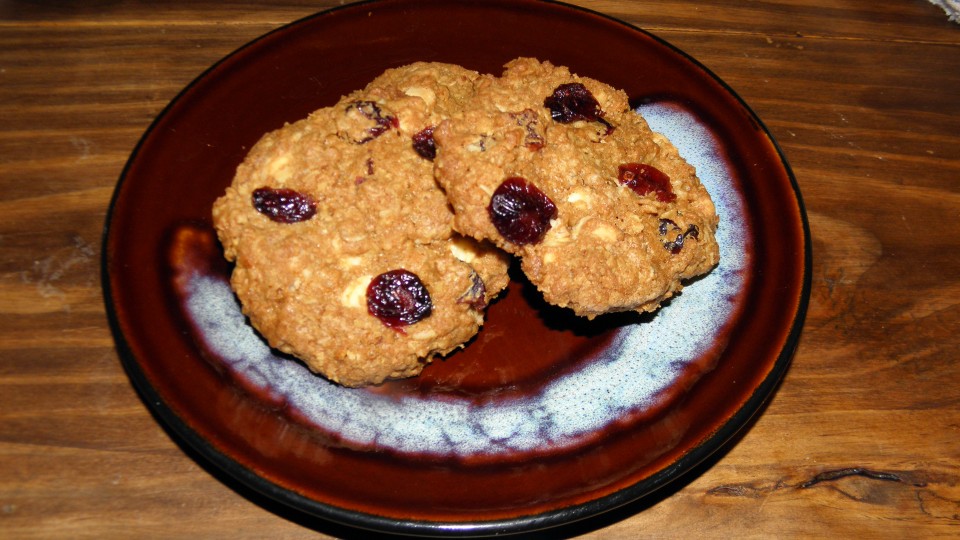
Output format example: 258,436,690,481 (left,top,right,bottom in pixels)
449,236,478,263
566,190,592,205
339,255,363,268
466,140,485,152
341,274,371,308
590,223,620,242
542,220,570,246
403,86,436,106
